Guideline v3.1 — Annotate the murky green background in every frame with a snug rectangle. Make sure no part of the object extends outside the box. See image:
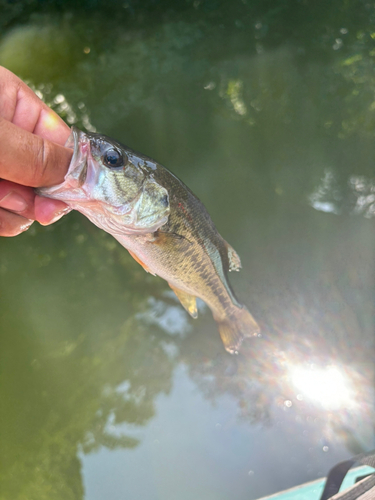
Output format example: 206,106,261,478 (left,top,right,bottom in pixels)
0,1,374,499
